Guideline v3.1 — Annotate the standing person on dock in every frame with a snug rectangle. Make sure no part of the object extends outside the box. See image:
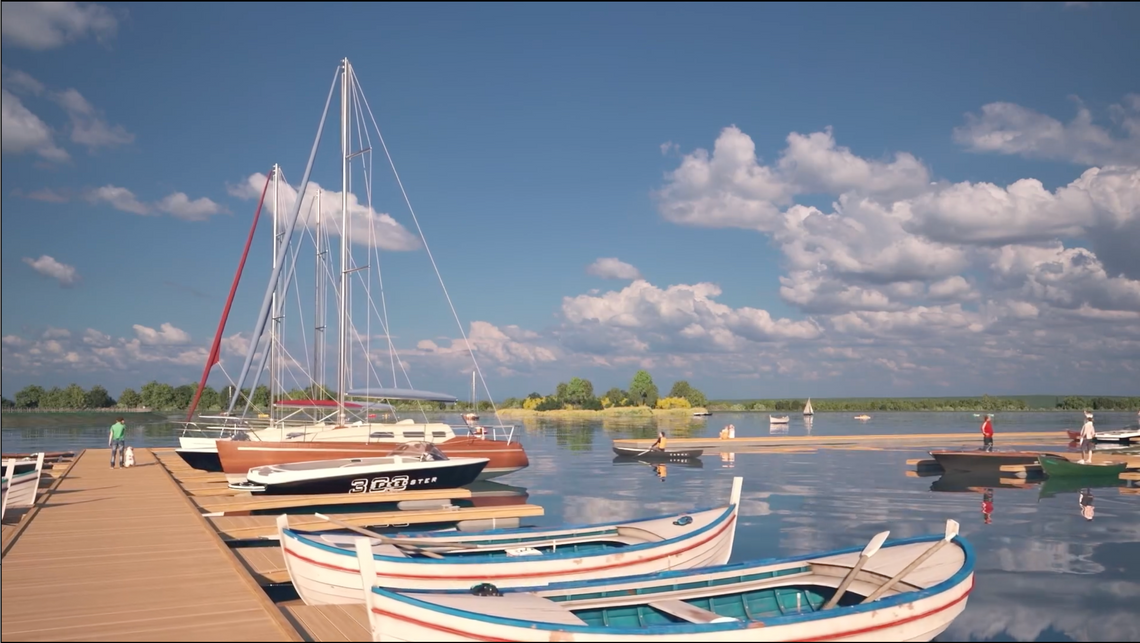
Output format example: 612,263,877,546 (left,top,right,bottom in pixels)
980,414,994,452
1078,412,1096,464
108,417,127,469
